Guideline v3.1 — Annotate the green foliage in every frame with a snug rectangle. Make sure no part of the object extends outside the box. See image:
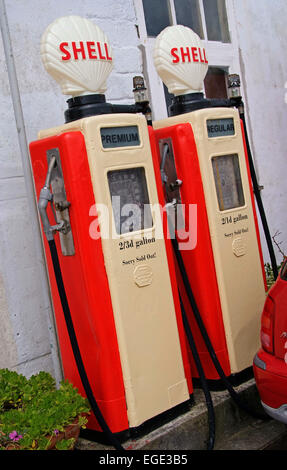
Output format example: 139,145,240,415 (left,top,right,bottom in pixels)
55,438,76,450
264,262,284,290
265,262,275,290
0,369,28,411
0,369,56,412
0,369,90,450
